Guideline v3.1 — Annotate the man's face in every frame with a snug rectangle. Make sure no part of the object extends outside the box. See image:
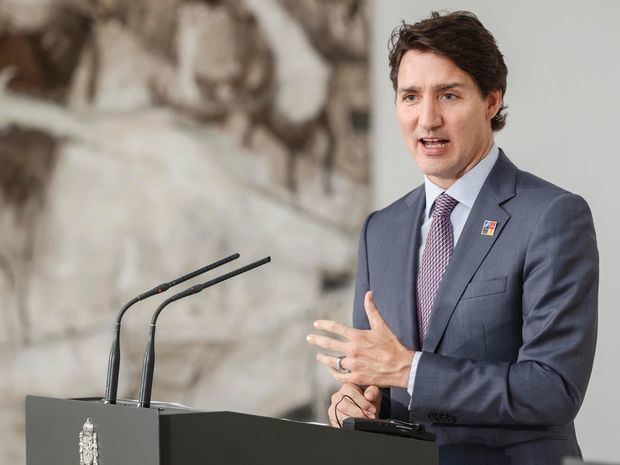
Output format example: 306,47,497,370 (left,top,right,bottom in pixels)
396,50,502,188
